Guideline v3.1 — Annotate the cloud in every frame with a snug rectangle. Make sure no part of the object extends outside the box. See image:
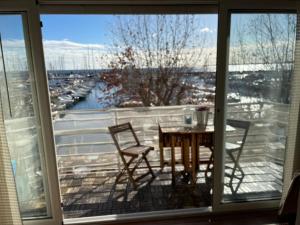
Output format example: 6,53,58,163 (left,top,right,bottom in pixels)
42,39,218,70
2,39,26,48
42,39,111,70
0,39,110,71
0,39,28,71
0,39,217,71
43,39,106,51
200,27,213,33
